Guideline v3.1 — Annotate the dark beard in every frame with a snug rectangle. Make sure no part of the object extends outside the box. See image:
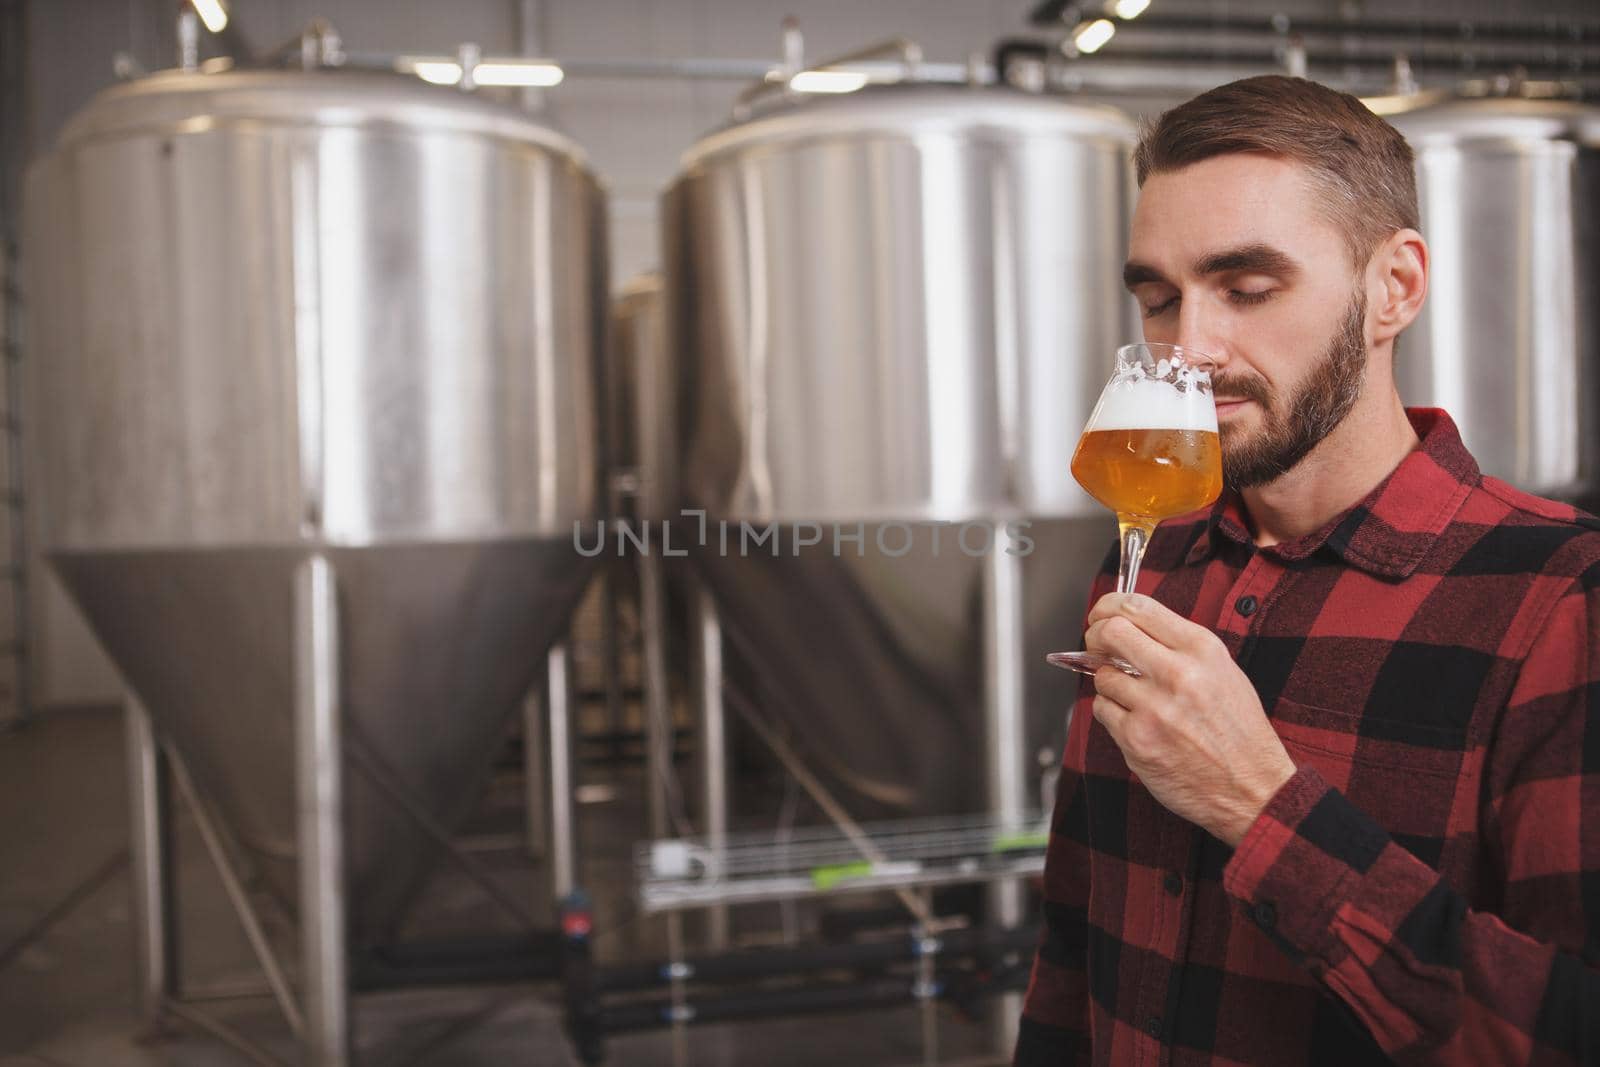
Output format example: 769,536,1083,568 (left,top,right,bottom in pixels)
1215,291,1368,490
